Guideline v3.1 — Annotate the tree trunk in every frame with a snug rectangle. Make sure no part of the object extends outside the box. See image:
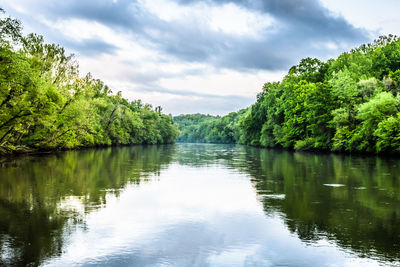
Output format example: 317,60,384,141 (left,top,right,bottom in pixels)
0,126,15,145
